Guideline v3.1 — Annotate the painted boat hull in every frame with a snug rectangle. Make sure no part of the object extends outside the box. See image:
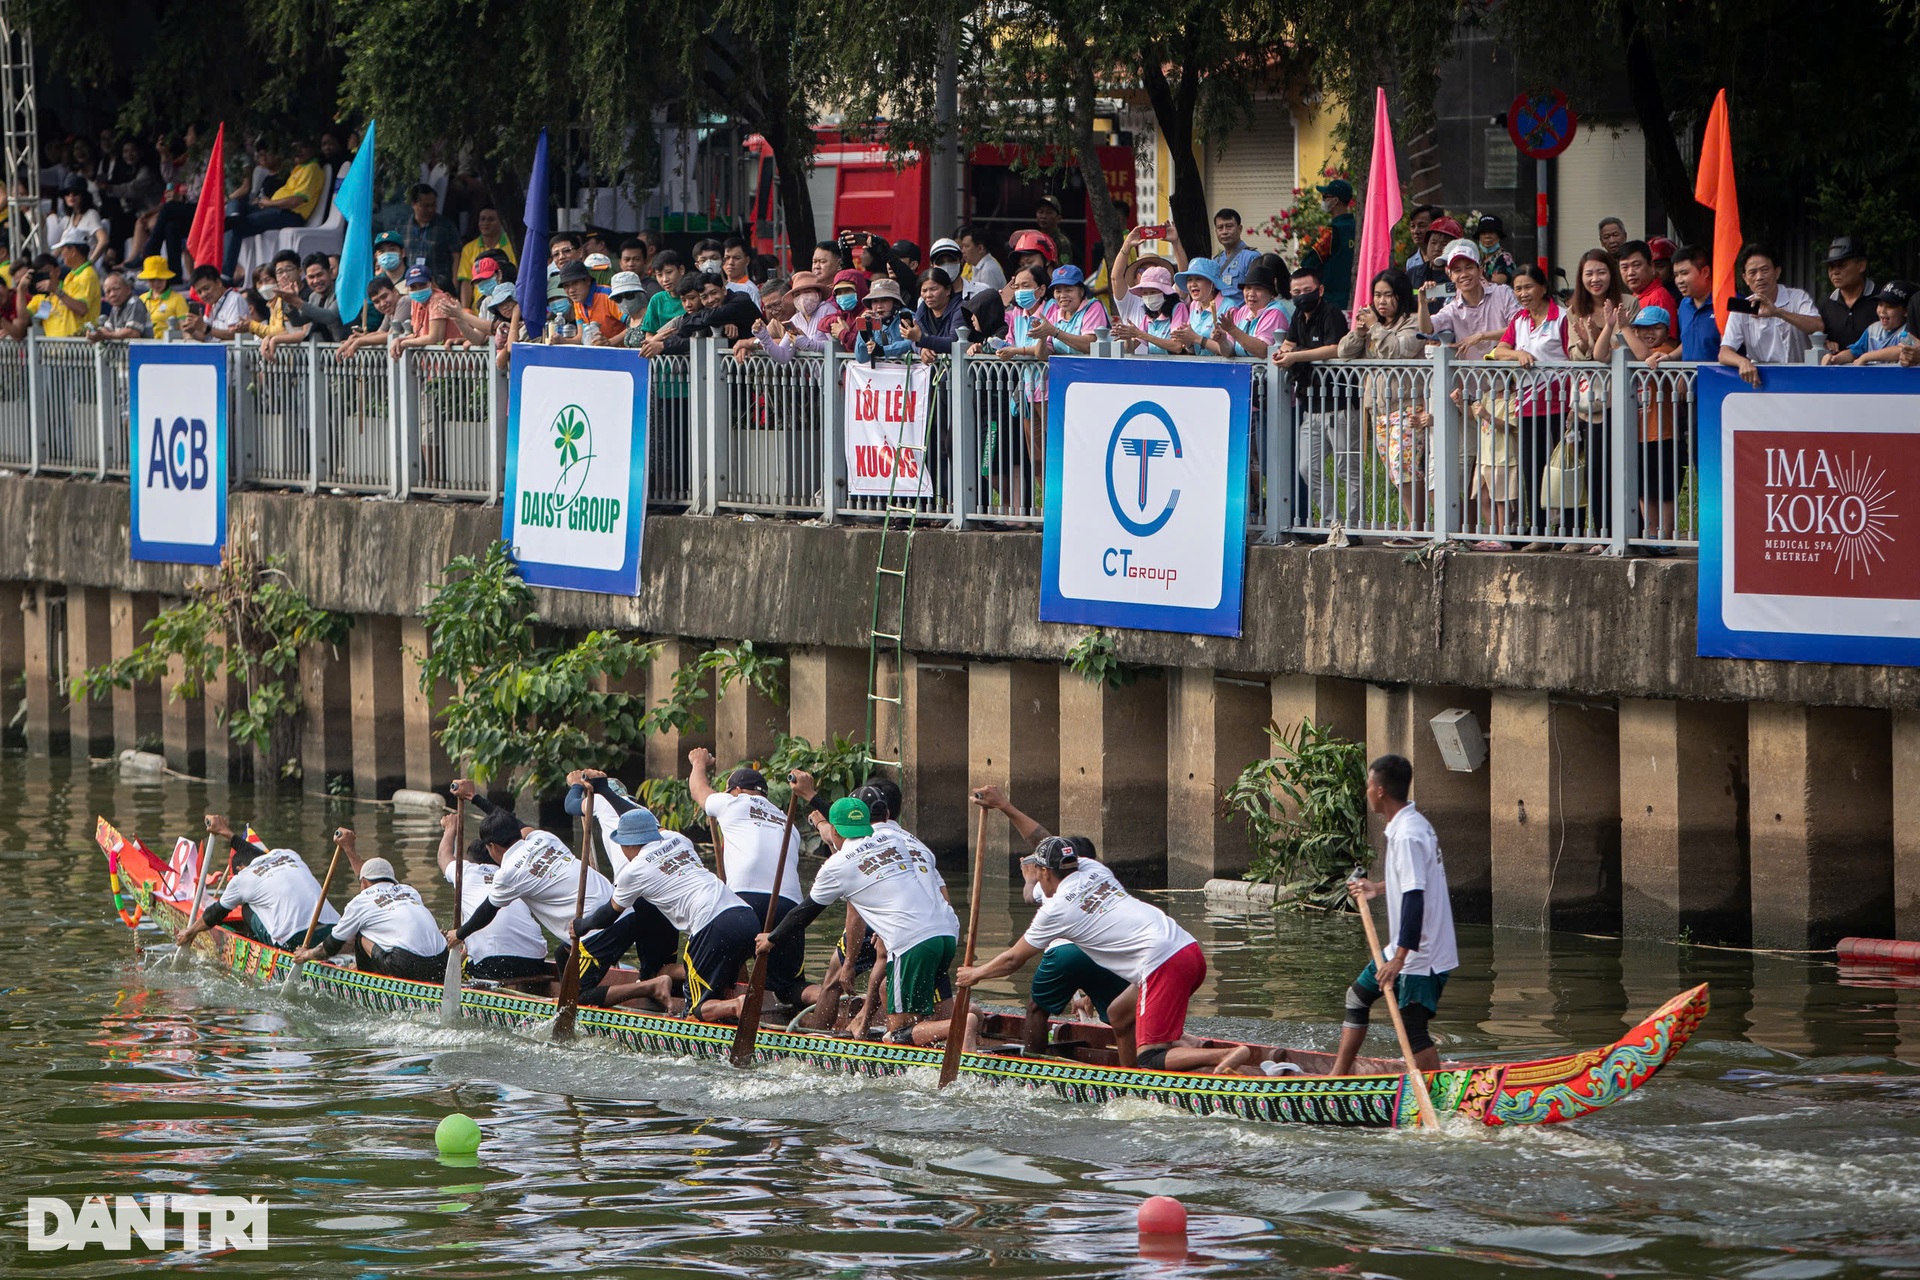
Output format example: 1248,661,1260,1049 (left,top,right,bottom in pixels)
98,817,1707,1128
